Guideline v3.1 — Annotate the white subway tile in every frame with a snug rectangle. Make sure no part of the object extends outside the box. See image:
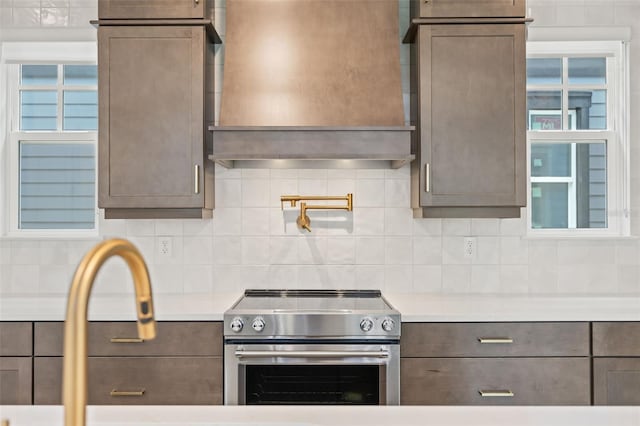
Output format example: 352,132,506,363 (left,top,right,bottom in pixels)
328,179,356,196
41,7,69,26
38,265,72,294
442,237,471,265
615,240,640,264
240,237,270,265
183,237,213,265
0,266,10,294
354,208,385,235
212,208,242,235
240,265,270,288
0,242,10,265
327,265,356,289
327,169,356,180
241,208,270,235
10,265,40,293
12,7,40,26
269,265,298,288
125,219,155,236
618,265,640,293
150,264,184,294
183,265,214,293
499,265,529,294
412,265,442,292
471,265,501,293
216,178,241,207
212,265,241,292
356,237,385,265
298,237,327,265
242,179,270,207
155,219,183,236
298,179,328,196
385,265,412,293
585,264,618,294
413,218,442,236
499,212,526,236
556,5,586,25
298,169,327,180
384,164,410,180
528,240,558,265
270,208,301,236
441,265,471,293
66,240,100,266
557,241,615,265
326,237,355,265
355,265,385,290
470,219,499,236
355,179,385,207
184,218,214,236
500,237,529,265
0,7,12,26
269,237,298,264
385,237,412,265
214,163,241,179
213,236,241,265
413,237,442,265
270,169,298,179
269,179,298,208
385,208,413,235
385,179,410,207
442,219,471,236
10,240,39,265
528,265,559,294
92,258,132,294
356,169,385,179
473,237,500,265
39,241,69,265
297,265,329,288
127,237,155,265
557,265,589,293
